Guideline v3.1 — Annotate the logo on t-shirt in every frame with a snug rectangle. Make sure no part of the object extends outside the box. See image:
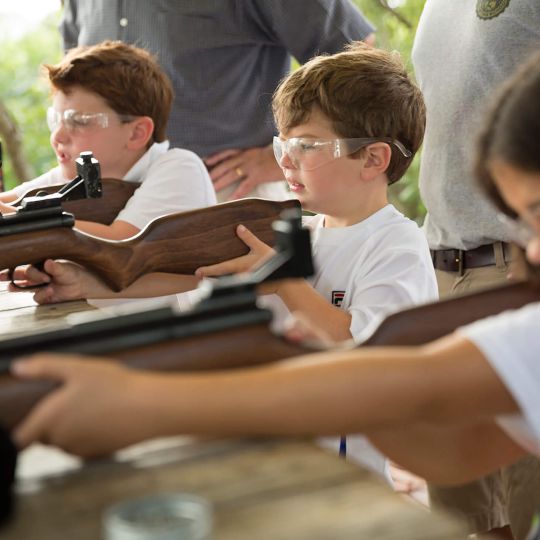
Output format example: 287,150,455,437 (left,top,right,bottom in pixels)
476,0,510,20
332,291,345,307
